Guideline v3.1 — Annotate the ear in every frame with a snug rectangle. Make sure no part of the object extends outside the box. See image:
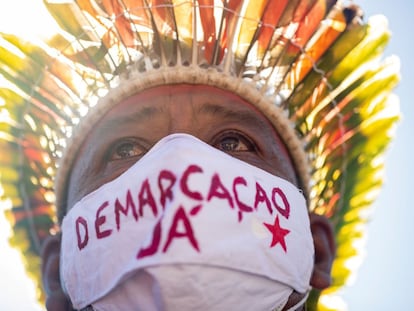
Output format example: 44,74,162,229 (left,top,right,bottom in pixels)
309,213,336,290
41,234,73,311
